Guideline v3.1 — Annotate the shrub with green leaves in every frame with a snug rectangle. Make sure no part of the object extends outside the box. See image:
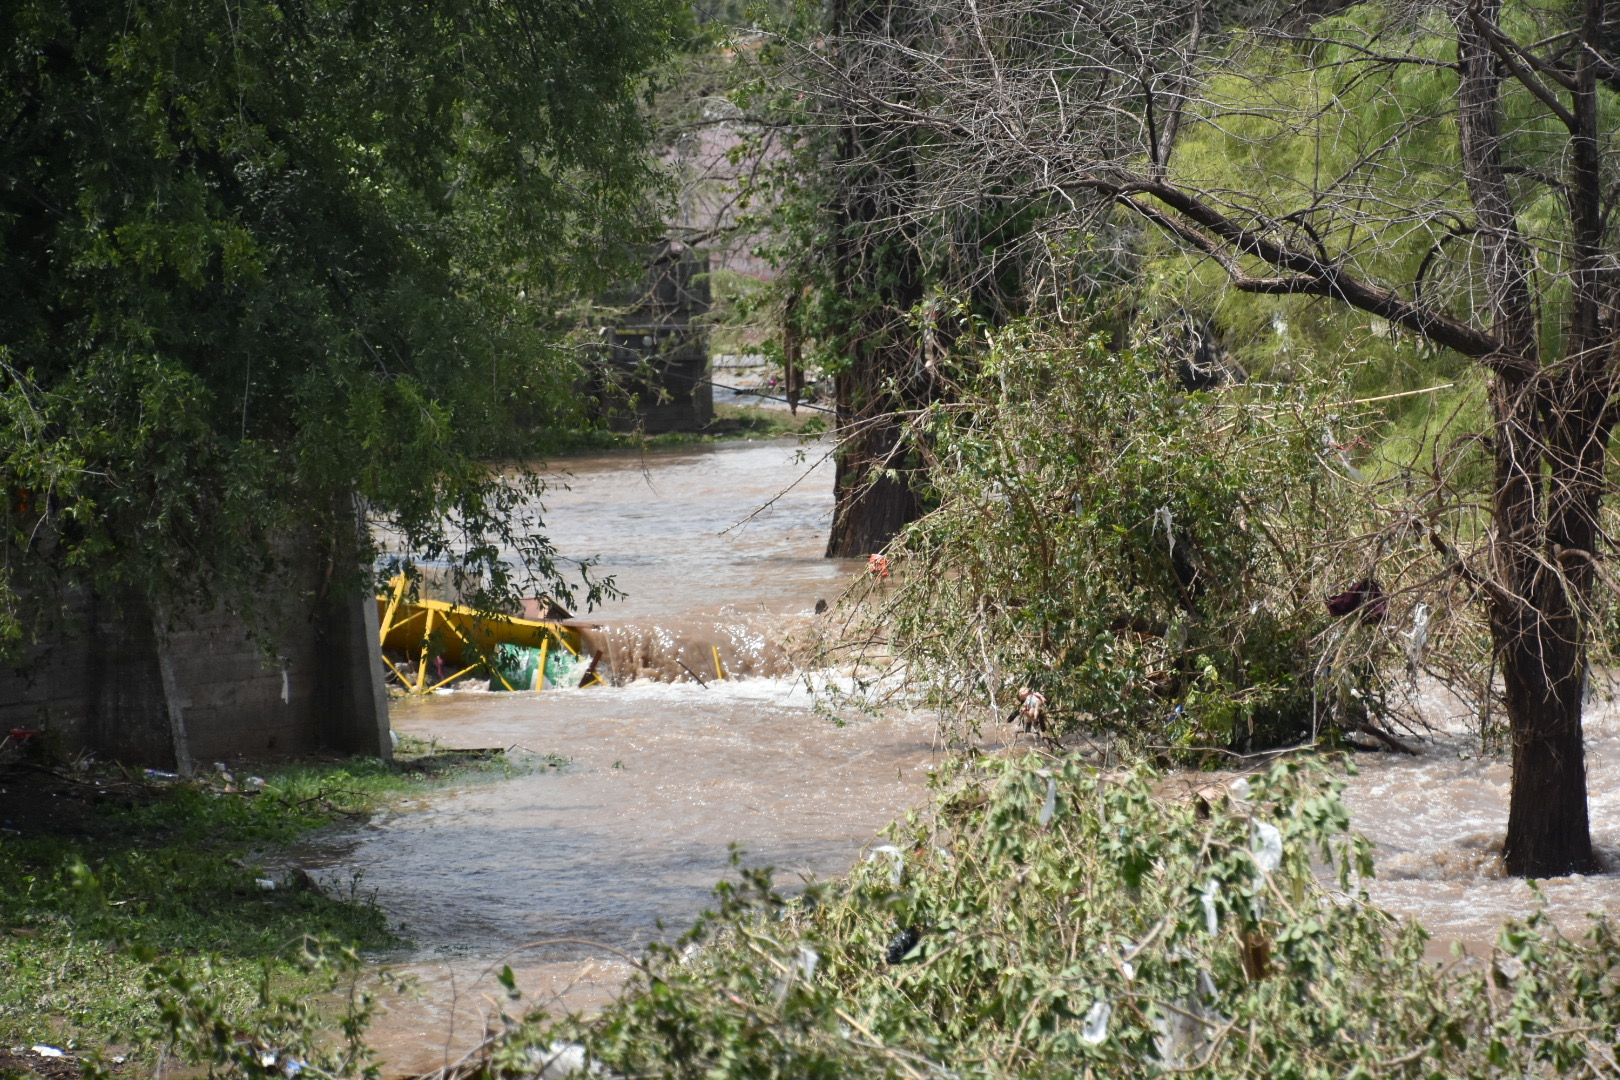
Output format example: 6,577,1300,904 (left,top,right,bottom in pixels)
515,755,1620,1079
835,318,1397,752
